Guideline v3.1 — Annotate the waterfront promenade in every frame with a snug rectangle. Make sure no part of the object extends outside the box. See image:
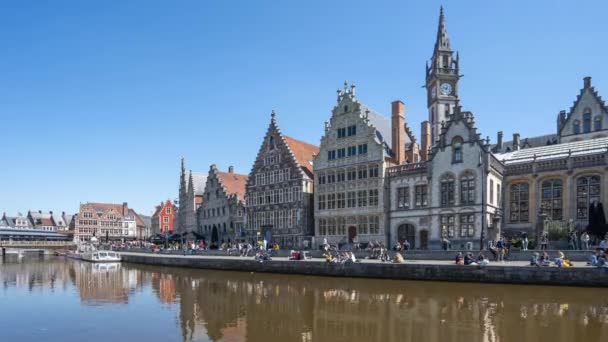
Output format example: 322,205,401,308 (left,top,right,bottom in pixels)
120,251,608,287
